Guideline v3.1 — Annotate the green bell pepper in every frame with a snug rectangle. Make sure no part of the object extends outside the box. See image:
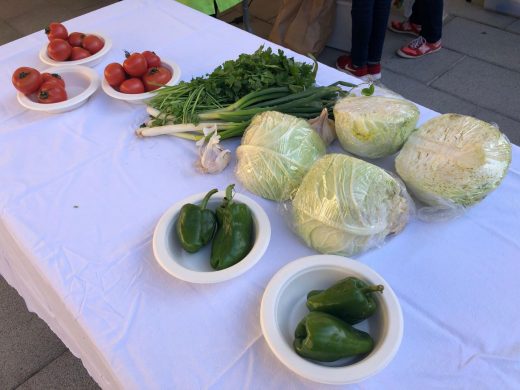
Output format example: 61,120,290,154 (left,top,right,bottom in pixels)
294,311,374,362
210,184,253,270
306,277,384,324
175,188,218,253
